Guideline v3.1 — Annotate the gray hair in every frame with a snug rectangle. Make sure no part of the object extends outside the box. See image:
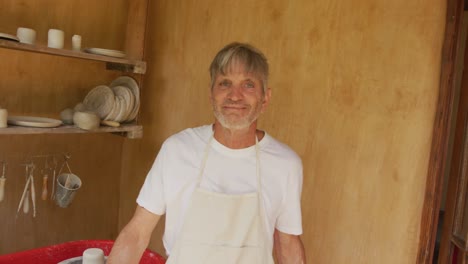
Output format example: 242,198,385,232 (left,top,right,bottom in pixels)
209,42,269,94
